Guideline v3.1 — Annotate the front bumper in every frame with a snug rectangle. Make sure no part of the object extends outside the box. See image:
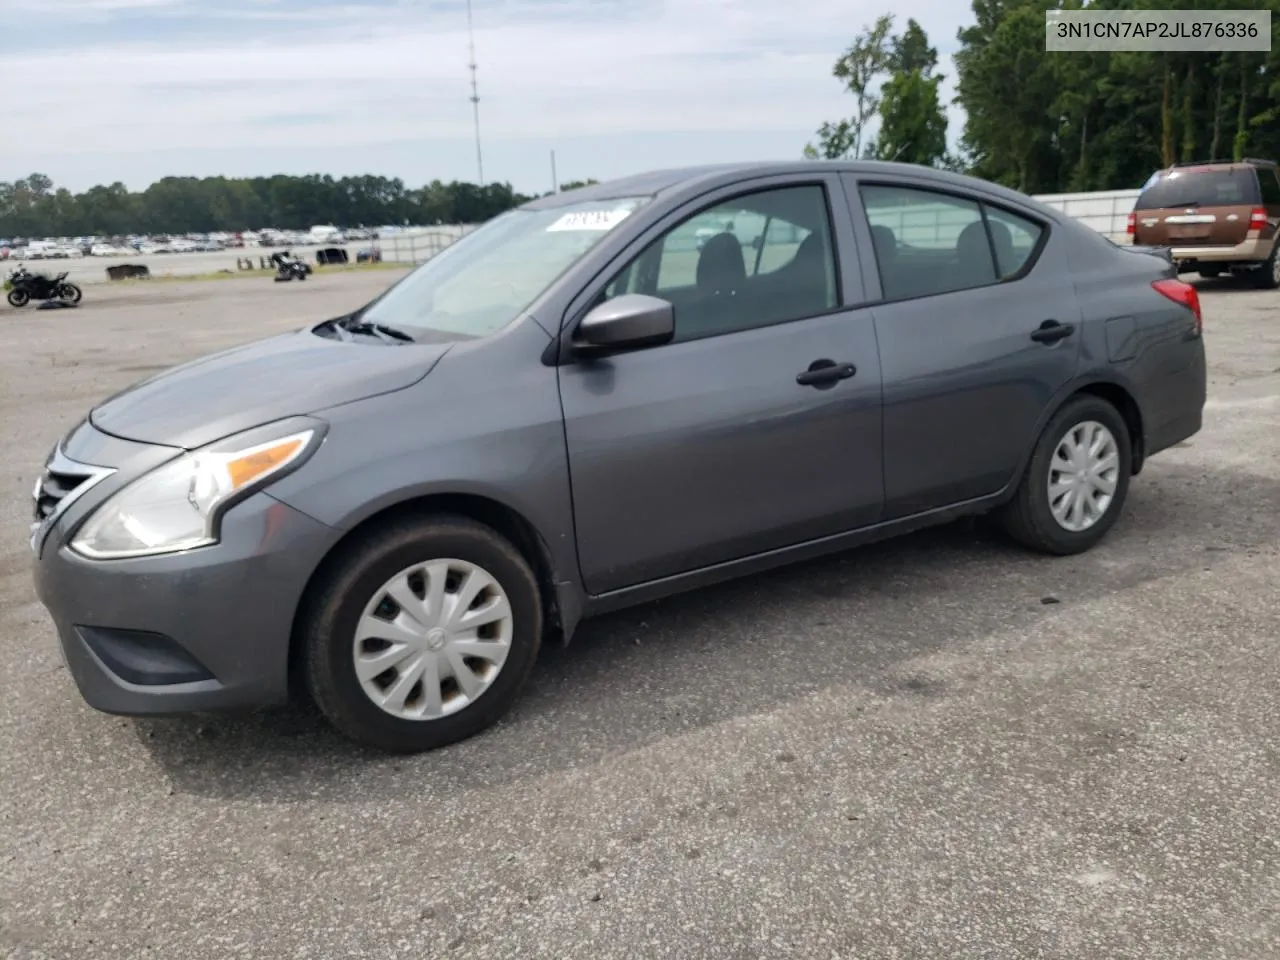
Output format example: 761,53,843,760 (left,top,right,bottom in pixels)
32,424,339,716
